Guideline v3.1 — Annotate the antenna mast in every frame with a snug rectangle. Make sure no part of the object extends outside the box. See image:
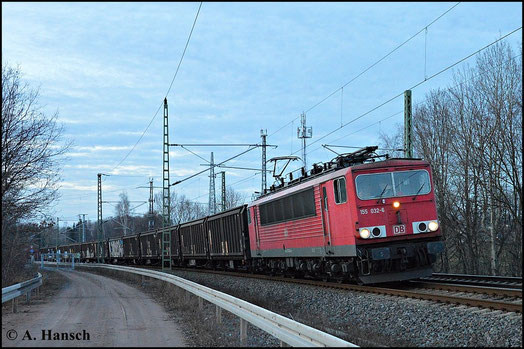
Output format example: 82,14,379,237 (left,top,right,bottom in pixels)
297,112,312,170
